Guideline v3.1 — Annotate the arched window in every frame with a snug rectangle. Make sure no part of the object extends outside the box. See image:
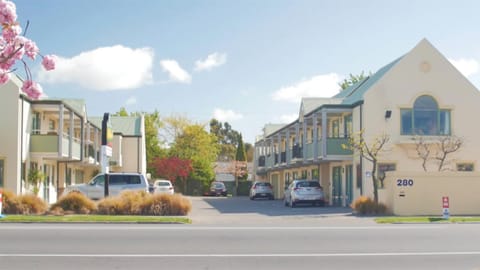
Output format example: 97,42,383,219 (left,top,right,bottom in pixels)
401,95,450,135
